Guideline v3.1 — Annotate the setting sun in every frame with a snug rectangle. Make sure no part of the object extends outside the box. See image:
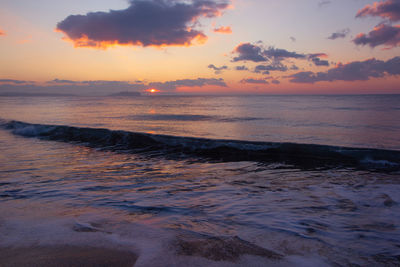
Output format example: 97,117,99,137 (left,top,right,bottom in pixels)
146,88,160,94
1,1,400,265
